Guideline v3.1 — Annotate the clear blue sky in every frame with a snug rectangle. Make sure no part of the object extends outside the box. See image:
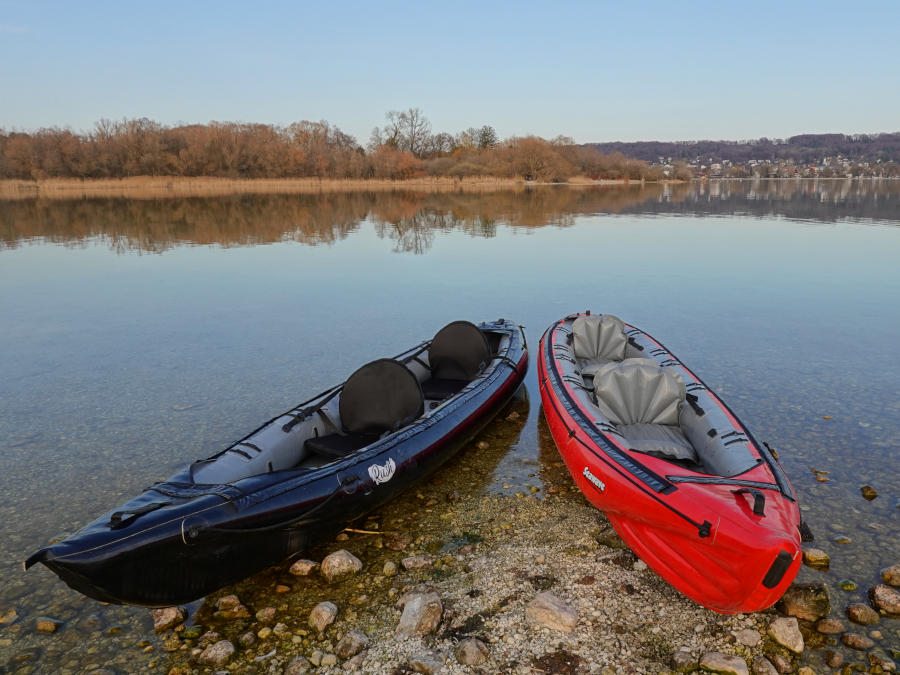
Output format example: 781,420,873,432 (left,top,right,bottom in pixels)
2,0,898,145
